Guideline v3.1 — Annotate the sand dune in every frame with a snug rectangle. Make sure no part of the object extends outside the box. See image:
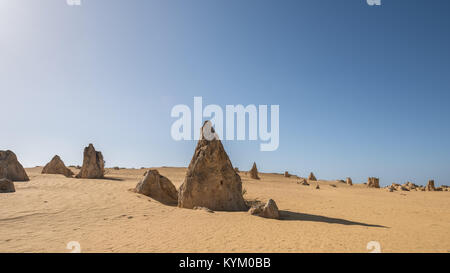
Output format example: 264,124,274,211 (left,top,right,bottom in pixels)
1,167,449,253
